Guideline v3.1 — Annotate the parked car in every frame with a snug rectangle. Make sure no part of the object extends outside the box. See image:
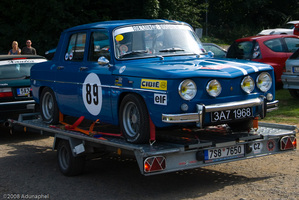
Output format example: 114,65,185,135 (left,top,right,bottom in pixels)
281,48,299,97
0,55,47,123
31,19,278,144
294,23,299,36
202,43,227,58
226,34,299,84
257,20,299,35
